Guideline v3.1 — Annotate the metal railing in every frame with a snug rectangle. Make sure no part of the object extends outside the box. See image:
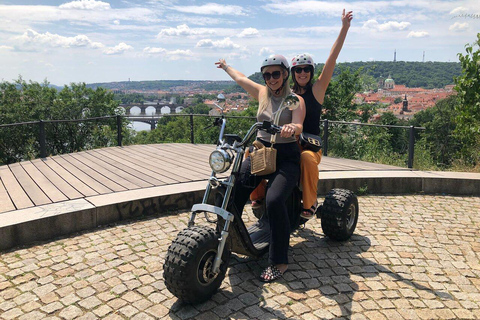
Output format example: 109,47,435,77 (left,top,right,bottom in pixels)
1,115,425,168
0,115,122,159
321,119,425,168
